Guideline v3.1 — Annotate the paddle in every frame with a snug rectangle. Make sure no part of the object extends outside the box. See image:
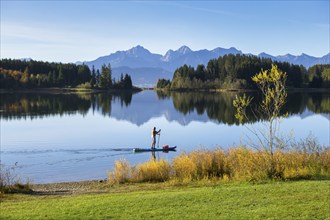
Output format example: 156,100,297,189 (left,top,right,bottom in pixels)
157,131,161,148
